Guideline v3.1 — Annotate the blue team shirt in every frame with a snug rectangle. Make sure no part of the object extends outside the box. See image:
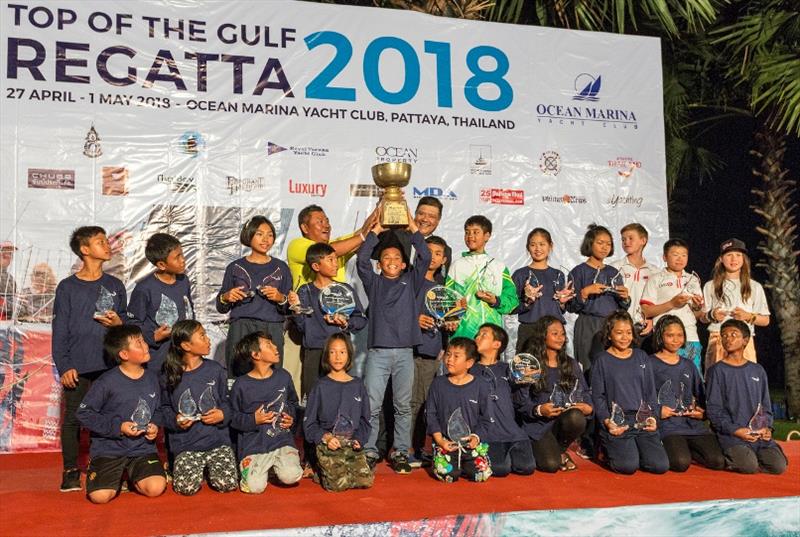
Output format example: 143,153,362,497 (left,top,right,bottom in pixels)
426,375,491,441
649,355,709,438
511,266,566,324
591,349,658,426
303,375,371,447
415,278,447,359
469,361,528,443
568,263,629,318
216,257,292,323
291,282,366,350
